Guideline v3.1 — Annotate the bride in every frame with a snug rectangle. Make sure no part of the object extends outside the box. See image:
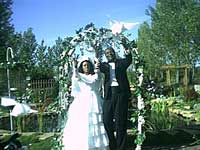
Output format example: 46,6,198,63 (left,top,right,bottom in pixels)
62,56,109,150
